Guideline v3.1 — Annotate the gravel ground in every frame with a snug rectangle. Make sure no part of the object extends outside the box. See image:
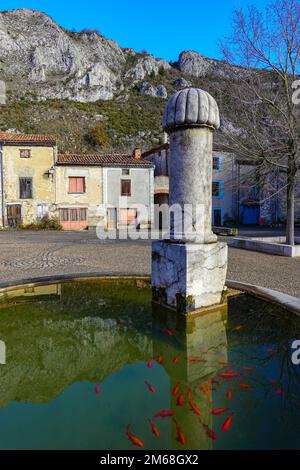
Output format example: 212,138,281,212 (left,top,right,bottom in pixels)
0,230,299,298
